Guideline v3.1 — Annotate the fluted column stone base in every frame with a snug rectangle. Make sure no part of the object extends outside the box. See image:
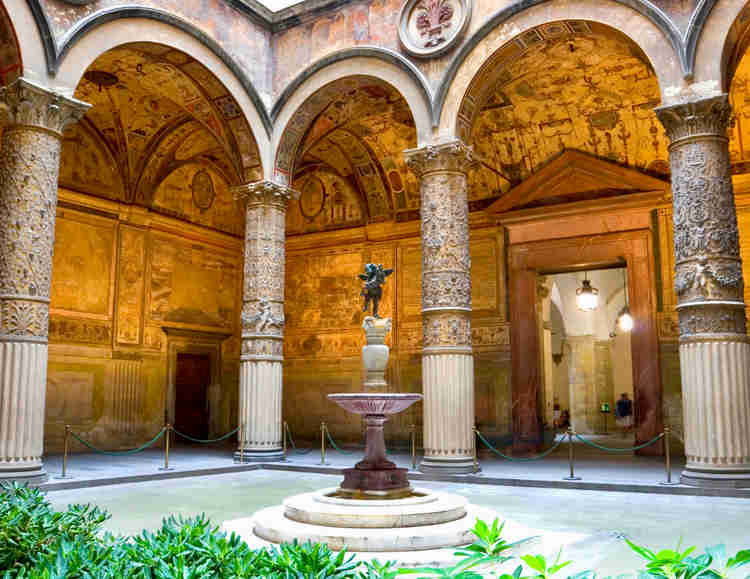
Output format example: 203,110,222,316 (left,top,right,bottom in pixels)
679,338,750,487
0,342,48,483
235,359,284,462
420,352,475,474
